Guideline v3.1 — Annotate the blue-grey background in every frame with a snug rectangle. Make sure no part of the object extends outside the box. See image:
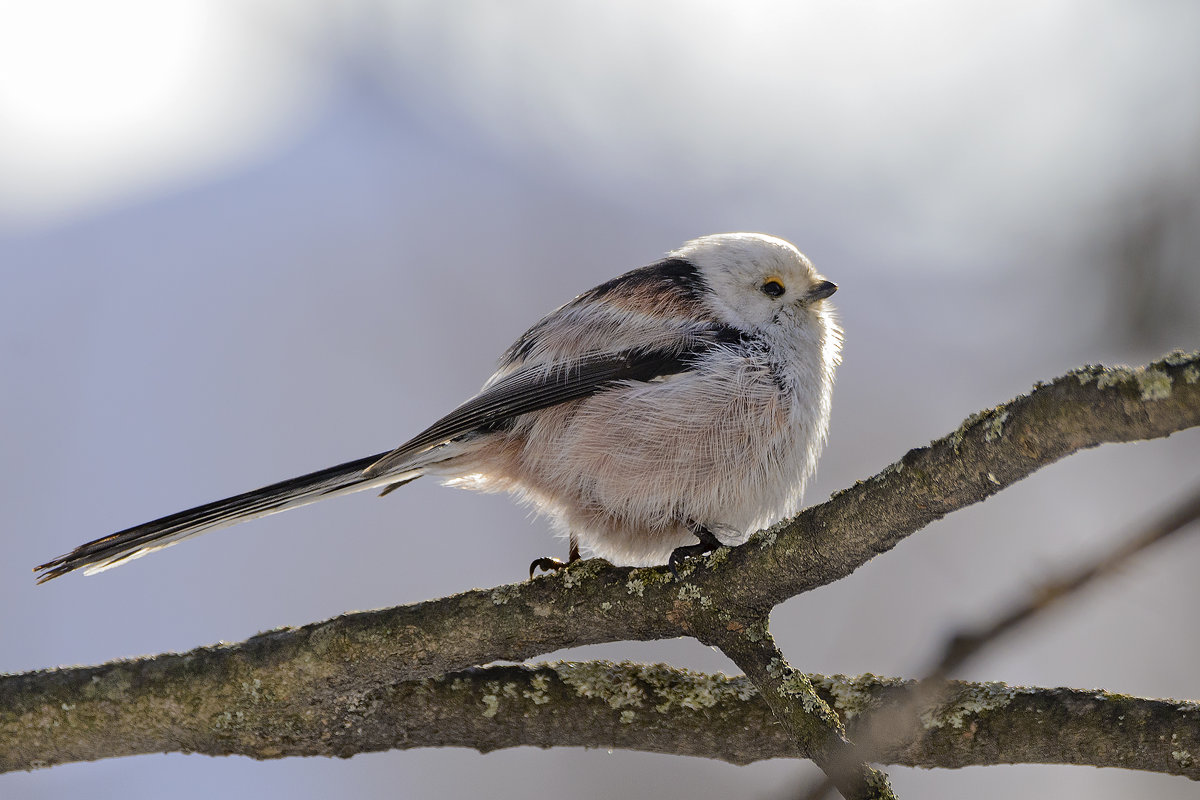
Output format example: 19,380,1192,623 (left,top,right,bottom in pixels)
2,2,1198,798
